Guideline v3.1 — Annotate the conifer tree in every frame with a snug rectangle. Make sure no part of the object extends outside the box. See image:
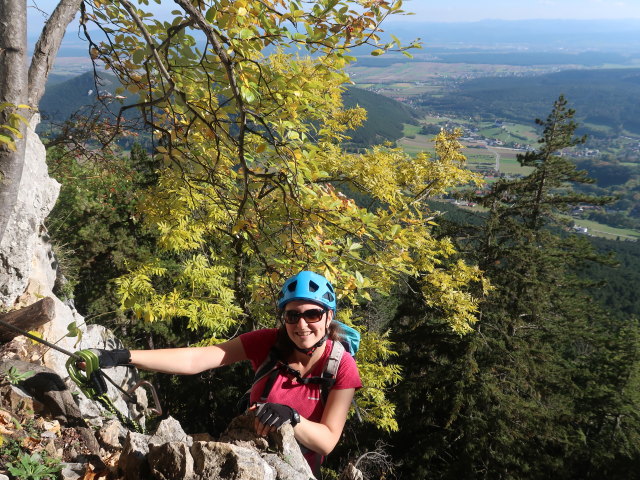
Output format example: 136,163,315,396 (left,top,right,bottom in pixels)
390,96,640,478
